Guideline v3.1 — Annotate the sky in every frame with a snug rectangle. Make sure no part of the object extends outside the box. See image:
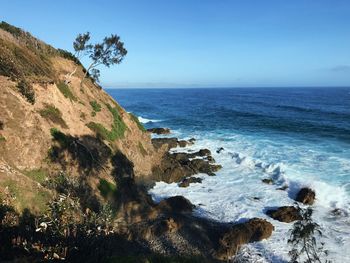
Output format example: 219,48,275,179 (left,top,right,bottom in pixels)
1,0,350,88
